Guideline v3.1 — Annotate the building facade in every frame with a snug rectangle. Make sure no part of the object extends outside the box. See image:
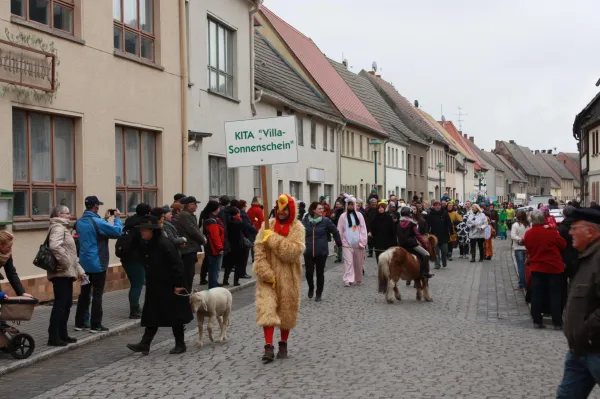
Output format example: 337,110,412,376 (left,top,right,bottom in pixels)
0,0,184,297
573,92,600,205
